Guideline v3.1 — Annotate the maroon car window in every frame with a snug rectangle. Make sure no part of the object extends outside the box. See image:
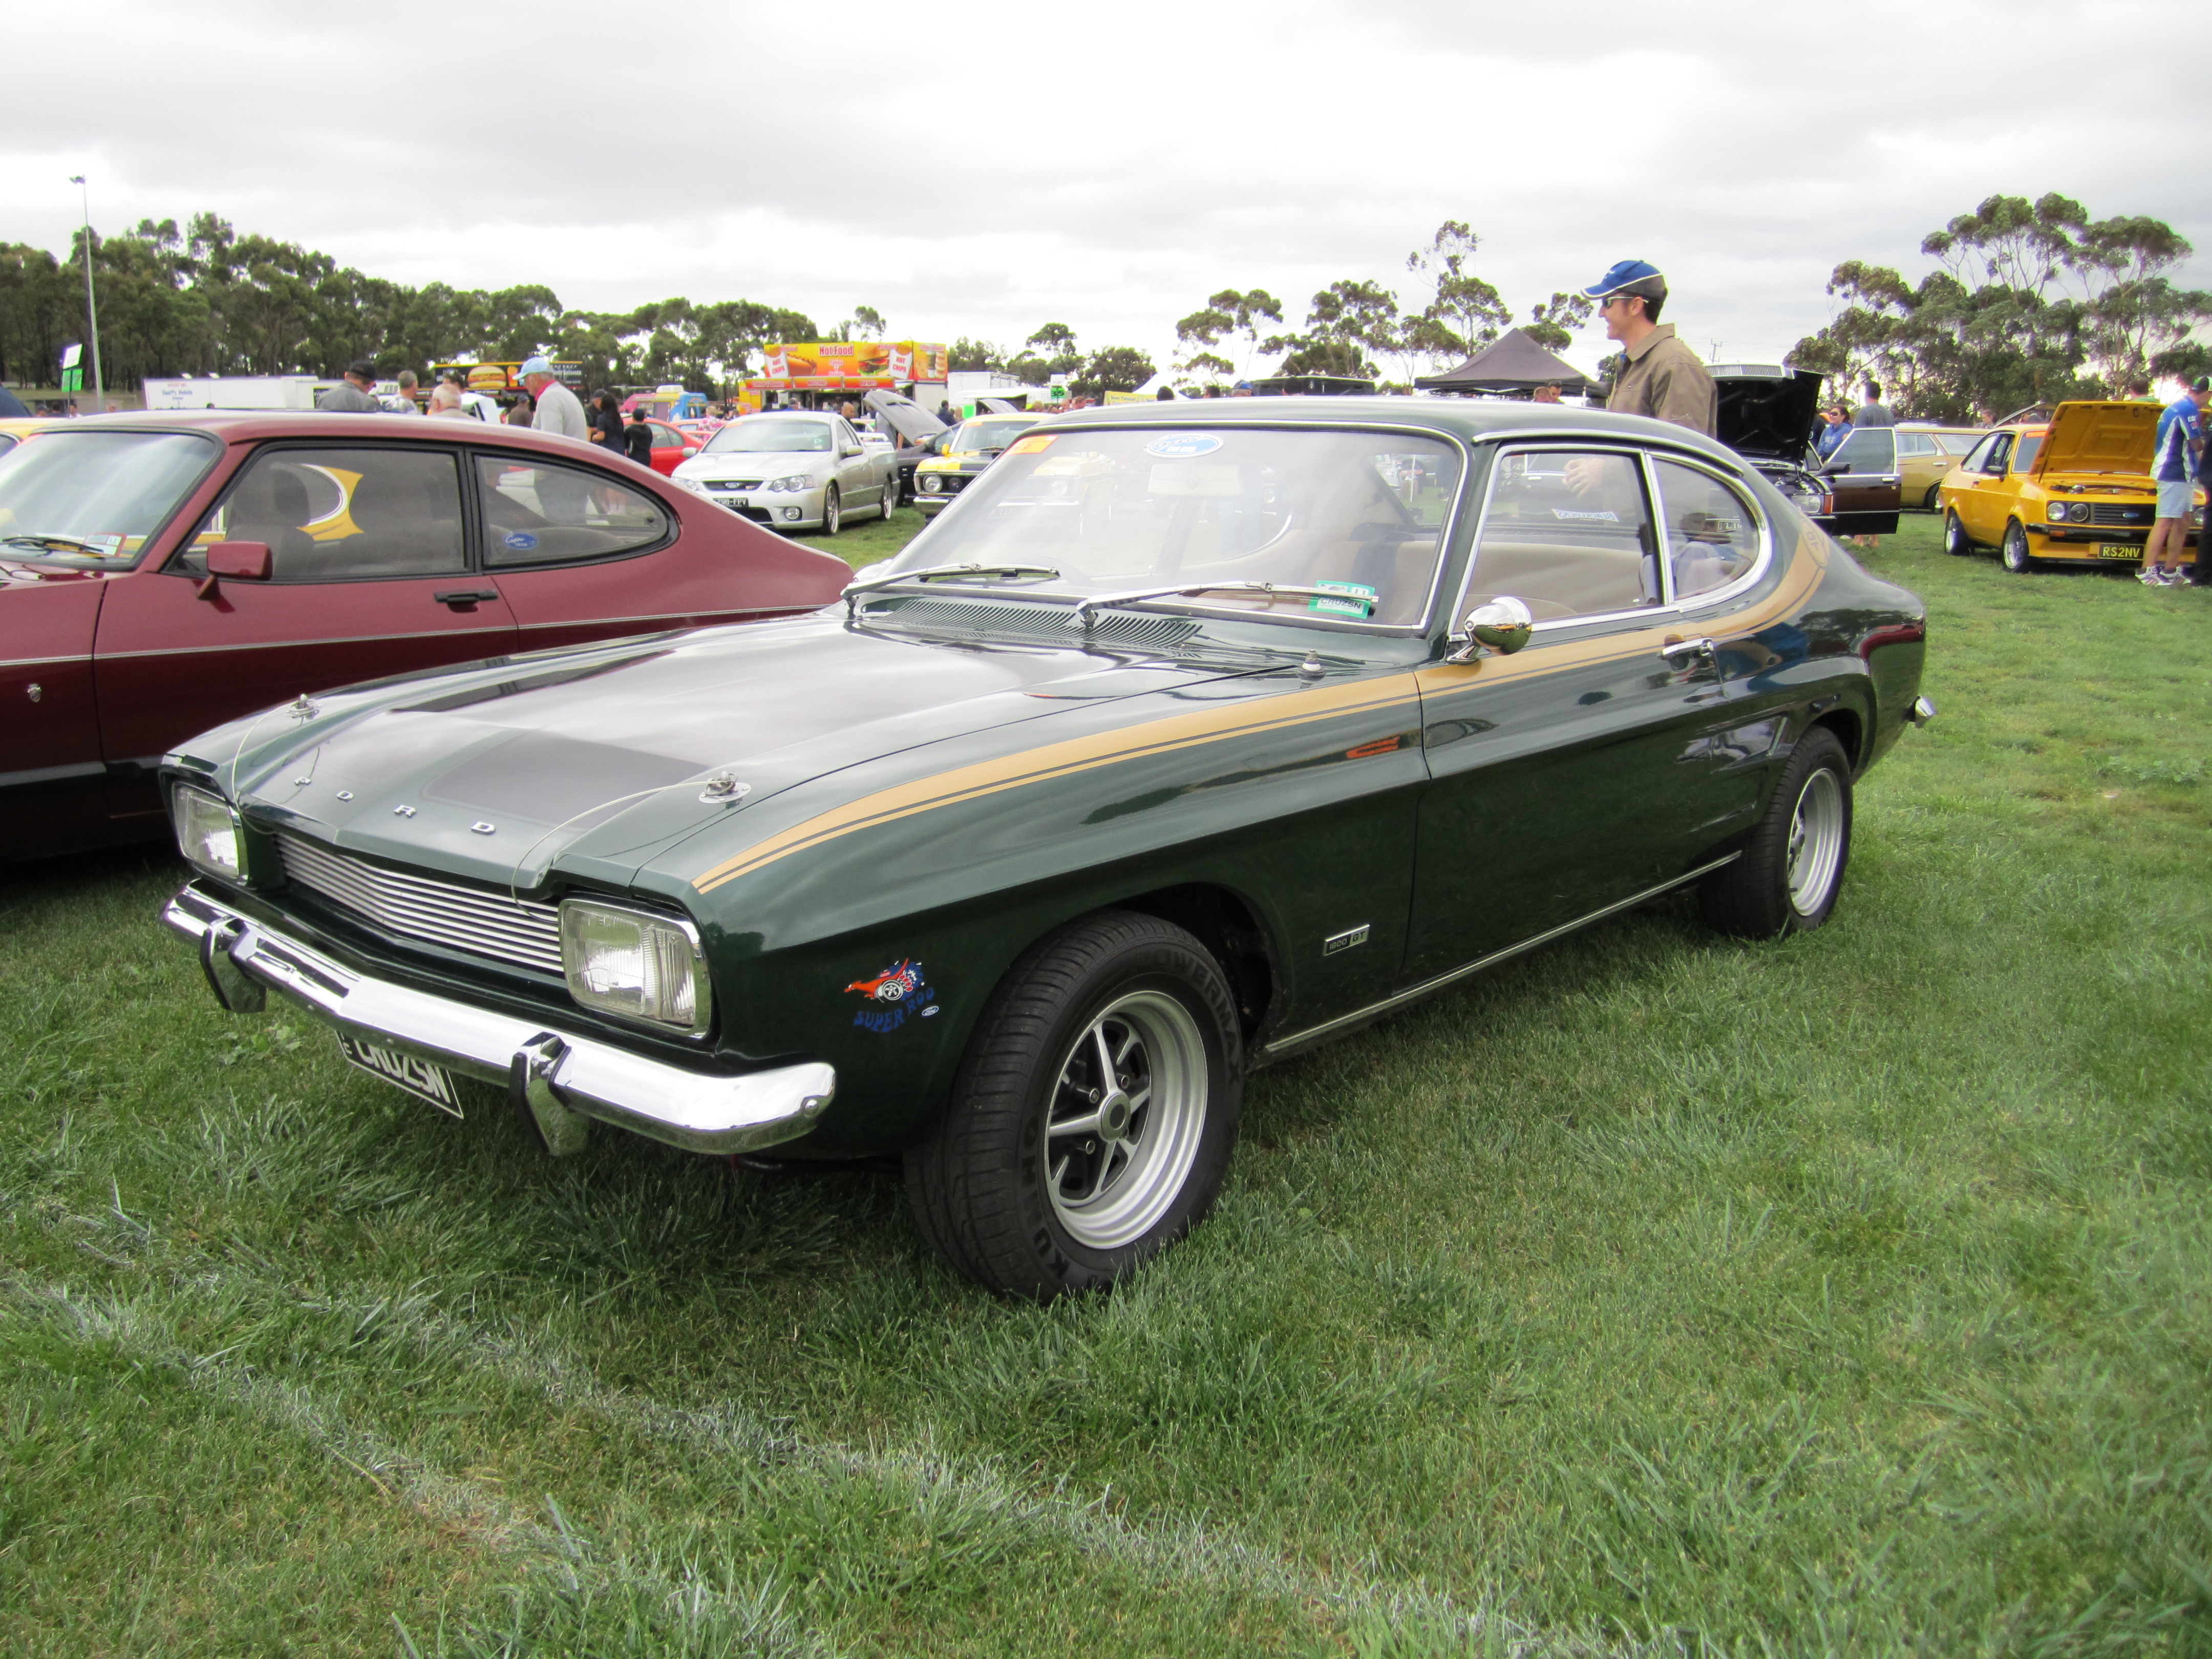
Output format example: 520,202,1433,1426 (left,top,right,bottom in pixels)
0,430,217,568
182,448,466,581
1652,459,1761,602
475,456,670,566
1467,450,1660,622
